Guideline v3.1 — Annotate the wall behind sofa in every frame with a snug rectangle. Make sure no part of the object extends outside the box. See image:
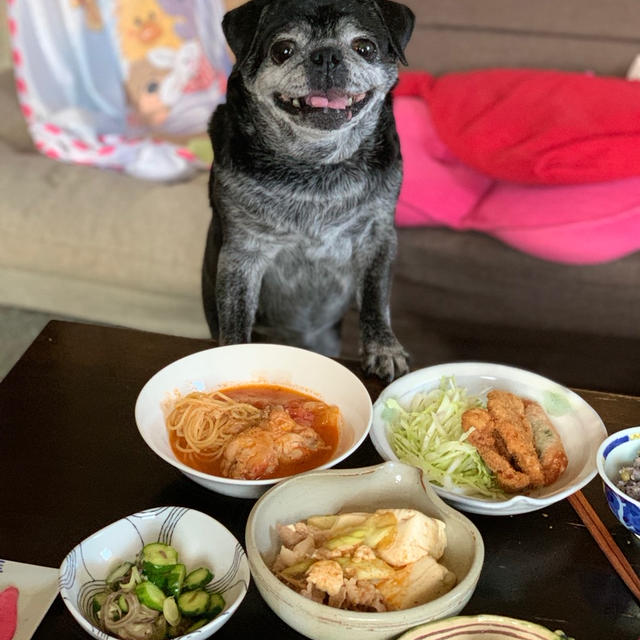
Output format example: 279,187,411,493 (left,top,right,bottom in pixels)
403,0,639,77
